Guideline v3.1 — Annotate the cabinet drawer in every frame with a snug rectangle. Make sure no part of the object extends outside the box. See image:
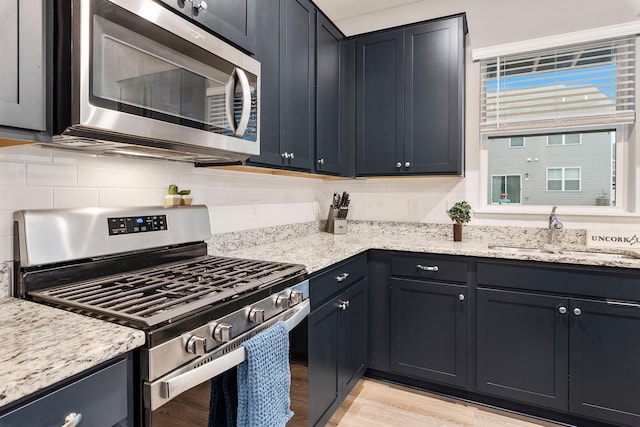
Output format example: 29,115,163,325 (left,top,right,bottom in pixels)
391,254,467,283
310,255,367,308
0,359,129,427
477,260,640,301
